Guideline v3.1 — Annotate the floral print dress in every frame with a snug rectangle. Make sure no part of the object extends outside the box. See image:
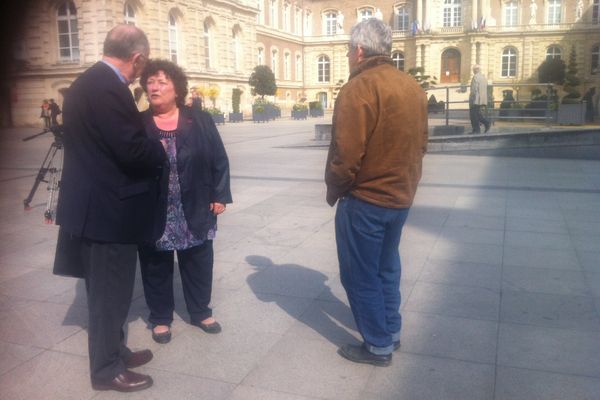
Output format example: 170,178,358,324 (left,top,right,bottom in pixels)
155,129,216,251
